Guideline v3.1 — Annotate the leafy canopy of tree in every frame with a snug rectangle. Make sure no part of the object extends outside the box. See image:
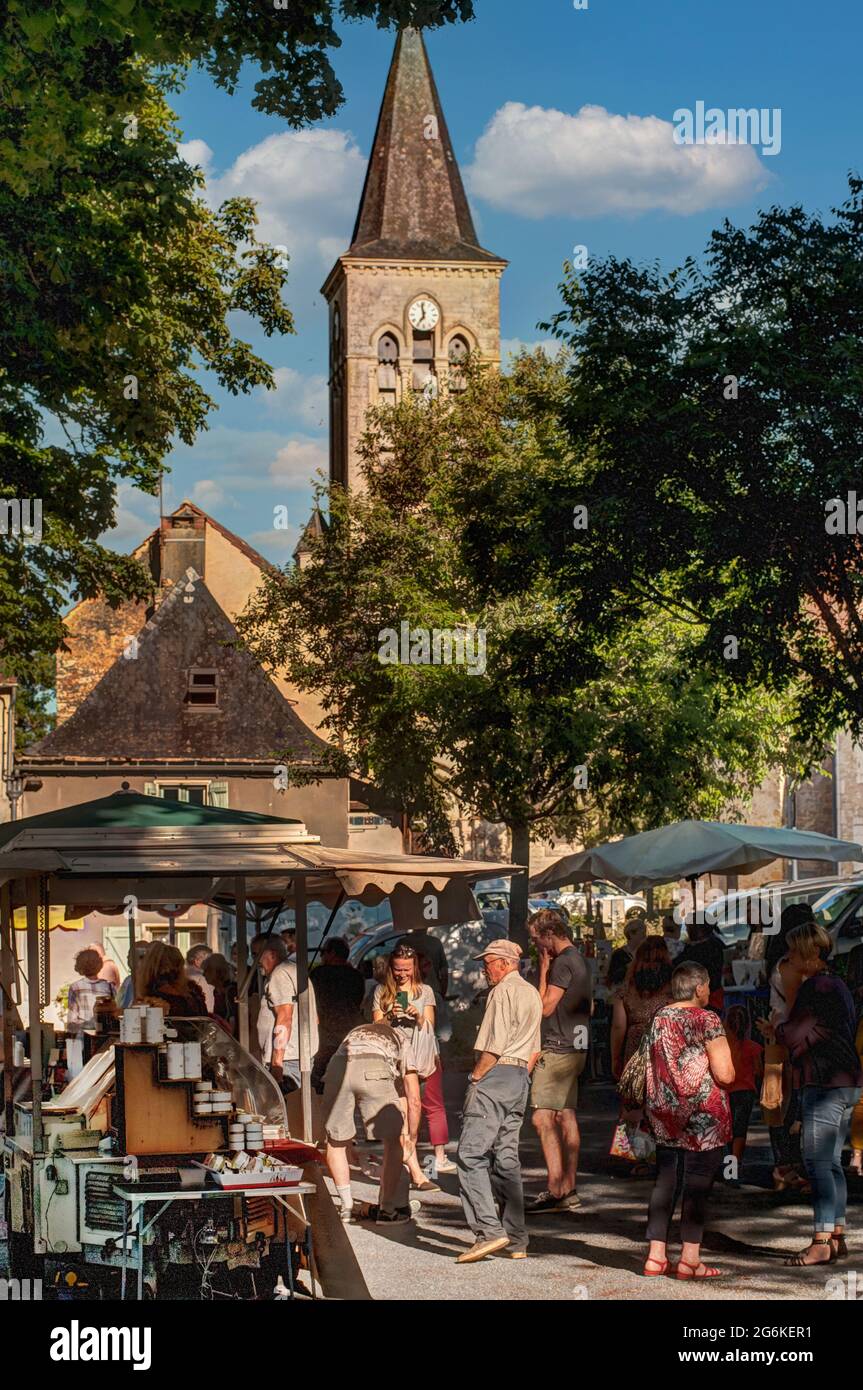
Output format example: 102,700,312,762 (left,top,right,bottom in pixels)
237,355,809,935
541,176,863,748
0,0,472,705
1,71,292,687
3,0,475,180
